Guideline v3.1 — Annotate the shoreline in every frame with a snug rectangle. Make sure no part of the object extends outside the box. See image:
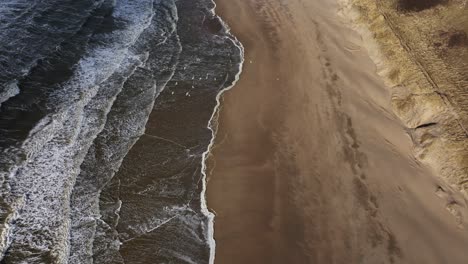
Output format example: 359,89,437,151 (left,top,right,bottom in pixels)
200,6,245,262
207,0,468,263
